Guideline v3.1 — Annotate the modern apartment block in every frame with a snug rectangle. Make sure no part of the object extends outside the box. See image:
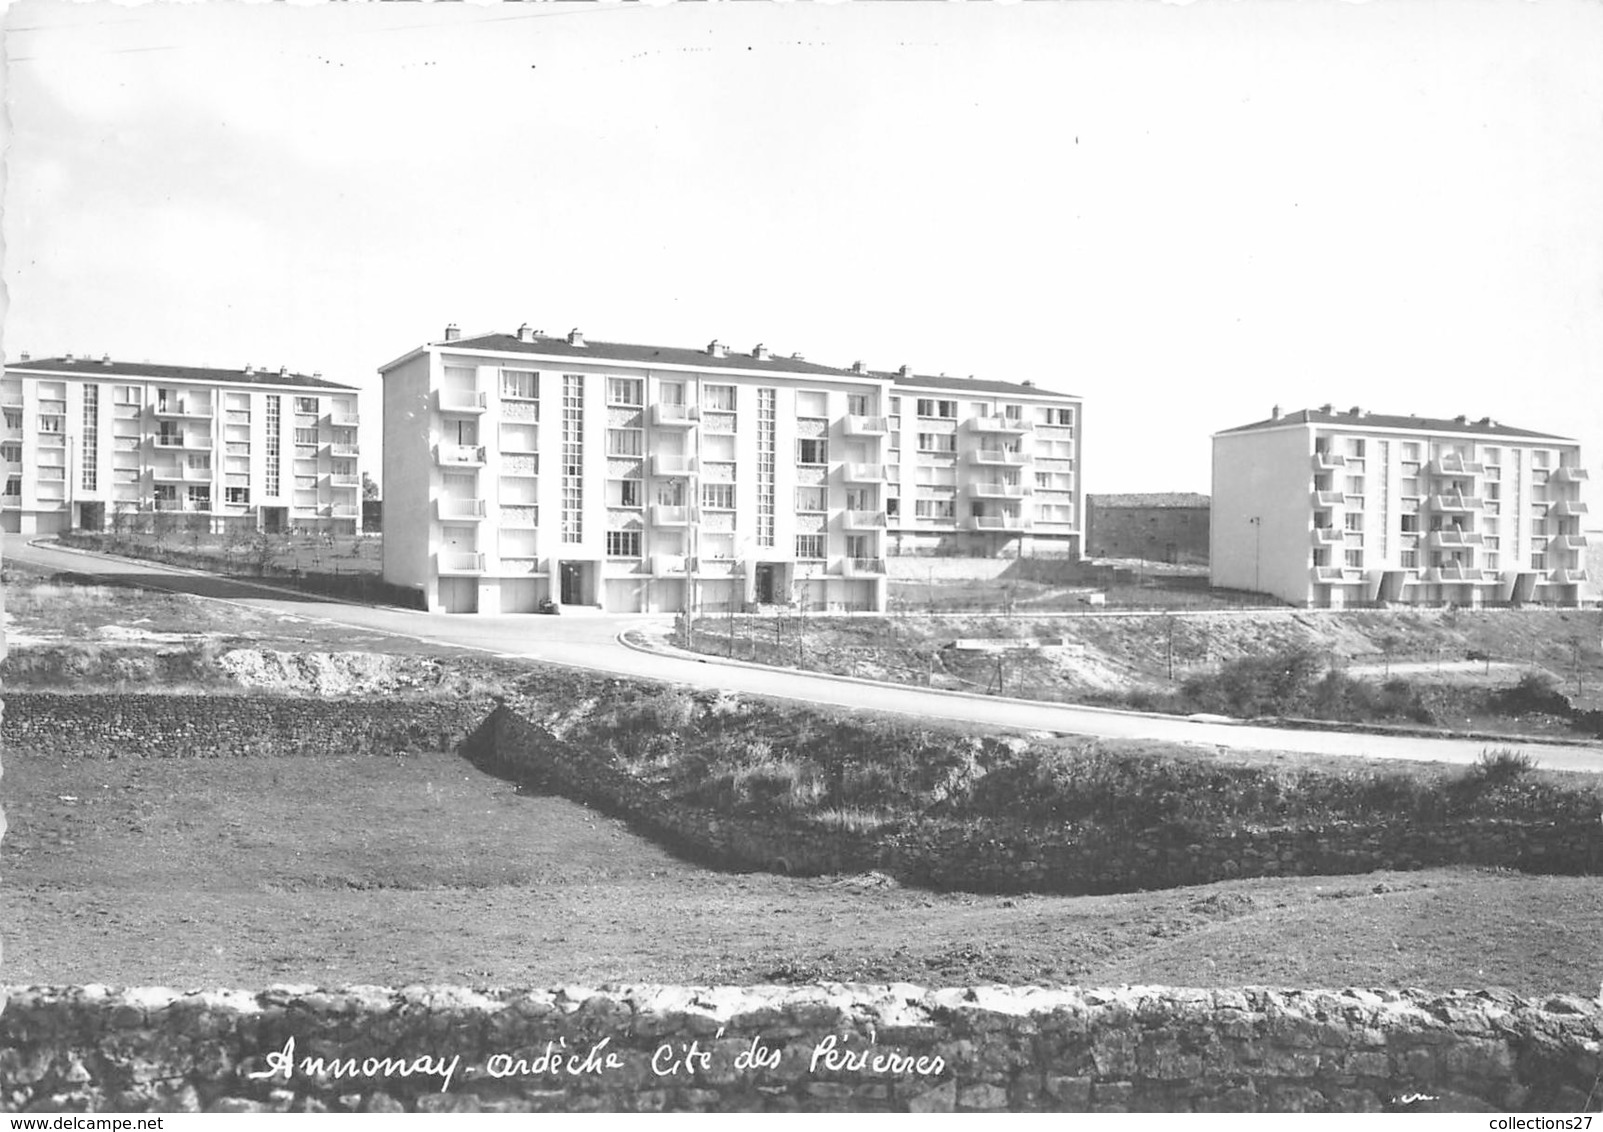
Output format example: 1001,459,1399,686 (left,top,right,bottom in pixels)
1,354,361,535
1212,405,1590,608
380,326,1083,614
